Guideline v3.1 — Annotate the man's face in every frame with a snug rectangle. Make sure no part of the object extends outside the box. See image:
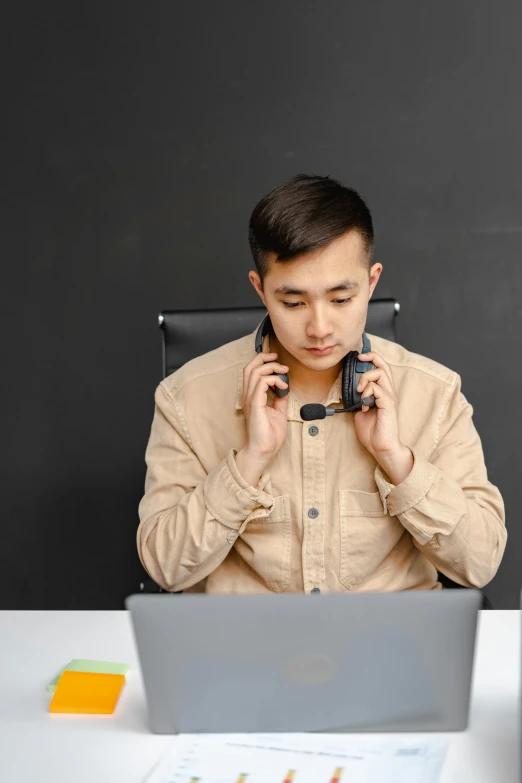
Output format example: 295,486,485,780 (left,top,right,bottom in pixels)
250,231,382,372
